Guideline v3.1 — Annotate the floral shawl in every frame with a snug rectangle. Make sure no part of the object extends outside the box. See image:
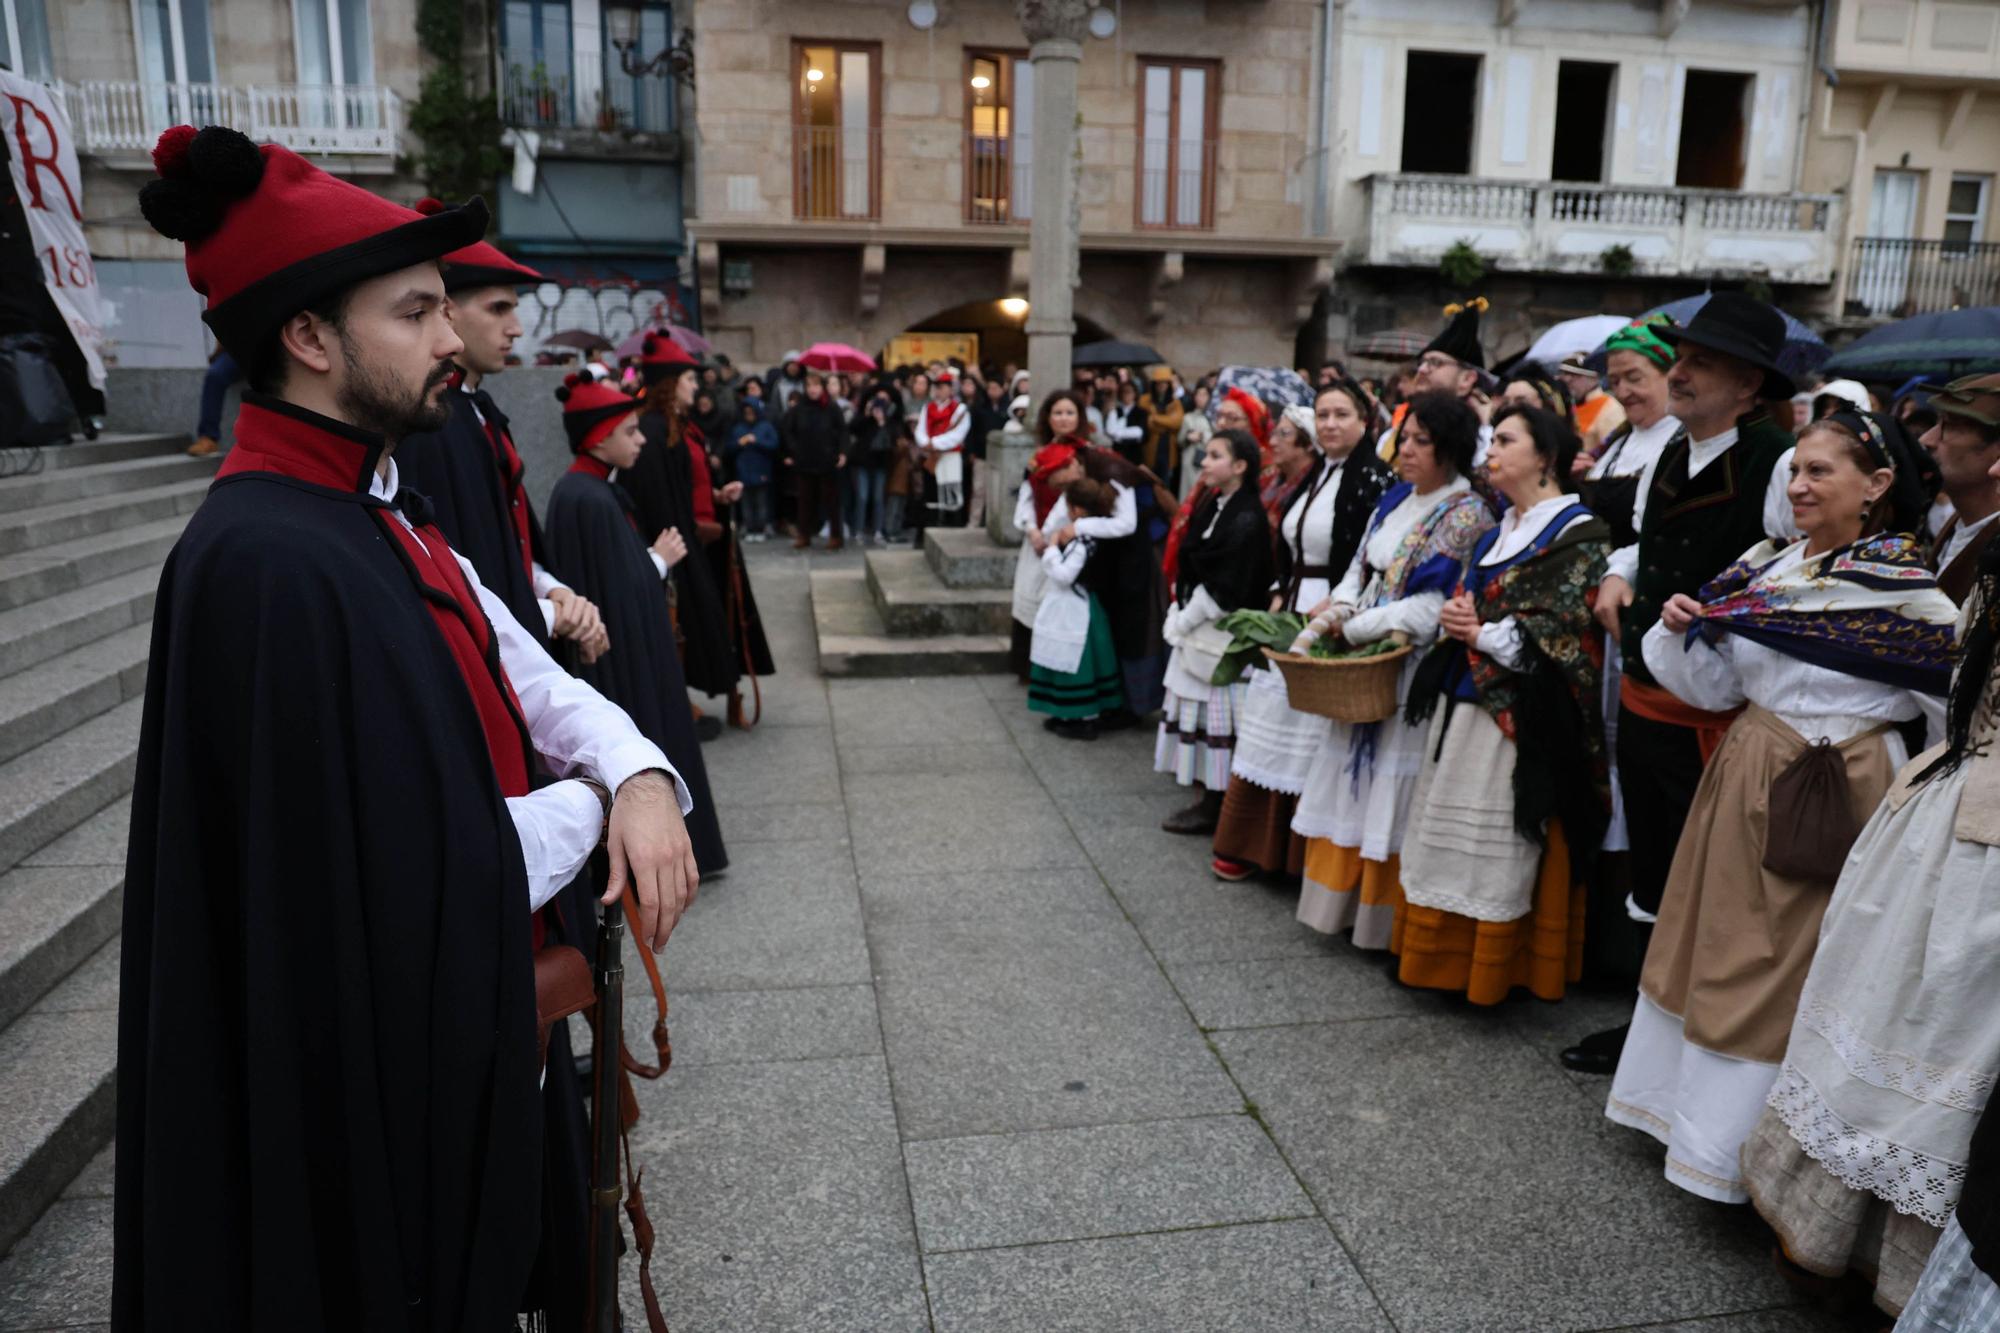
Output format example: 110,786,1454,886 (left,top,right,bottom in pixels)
1366,482,1494,604
1691,534,1959,697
